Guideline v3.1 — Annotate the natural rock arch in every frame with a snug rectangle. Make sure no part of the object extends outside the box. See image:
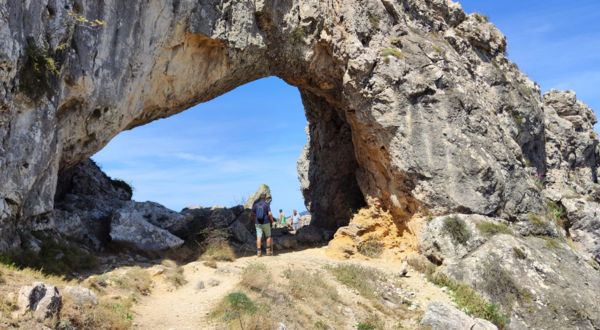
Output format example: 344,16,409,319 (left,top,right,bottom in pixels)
0,0,561,248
